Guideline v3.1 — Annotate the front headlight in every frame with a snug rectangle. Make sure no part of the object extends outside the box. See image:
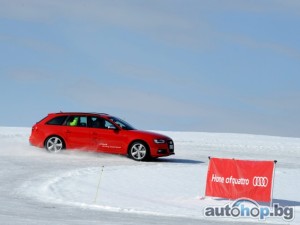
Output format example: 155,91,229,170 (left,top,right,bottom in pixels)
154,139,166,144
